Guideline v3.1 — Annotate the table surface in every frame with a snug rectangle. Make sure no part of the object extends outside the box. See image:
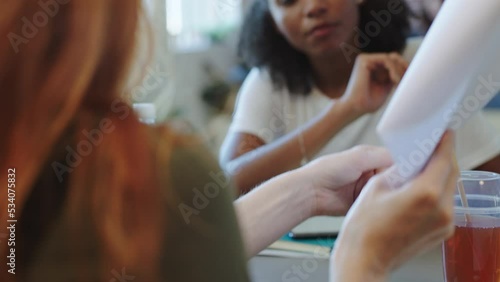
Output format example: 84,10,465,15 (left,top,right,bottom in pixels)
249,246,444,282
